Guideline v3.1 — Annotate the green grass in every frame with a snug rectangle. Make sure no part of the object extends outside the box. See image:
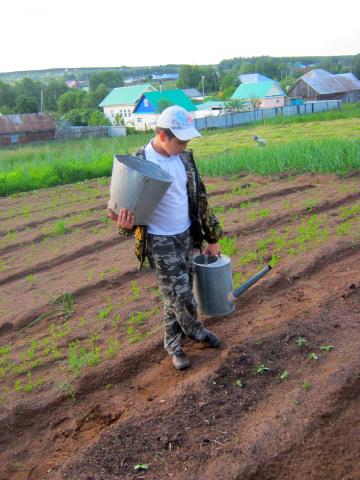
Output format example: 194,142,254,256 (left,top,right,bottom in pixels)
0,104,359,196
